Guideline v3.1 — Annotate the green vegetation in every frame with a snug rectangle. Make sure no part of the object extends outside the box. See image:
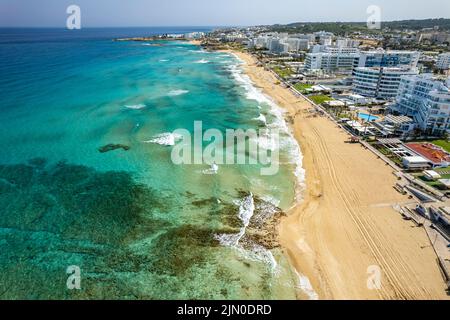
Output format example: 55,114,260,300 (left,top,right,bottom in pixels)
293,83,312,94
309,95,333,105
417,167,450,190
433,168,450,179
270,22,377,35
272,66,293,79
418,176,449,190
431,140,450,153
418,176,443,189
268,19,450,35
371,144,403,167
411,139,450,153
382,18,450,31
